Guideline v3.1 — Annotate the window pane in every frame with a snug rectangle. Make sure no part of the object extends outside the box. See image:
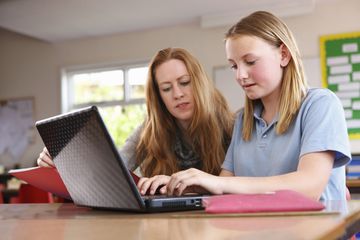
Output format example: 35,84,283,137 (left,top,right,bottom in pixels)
72,70,124,104
128,67,147,99
99,104,146,148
